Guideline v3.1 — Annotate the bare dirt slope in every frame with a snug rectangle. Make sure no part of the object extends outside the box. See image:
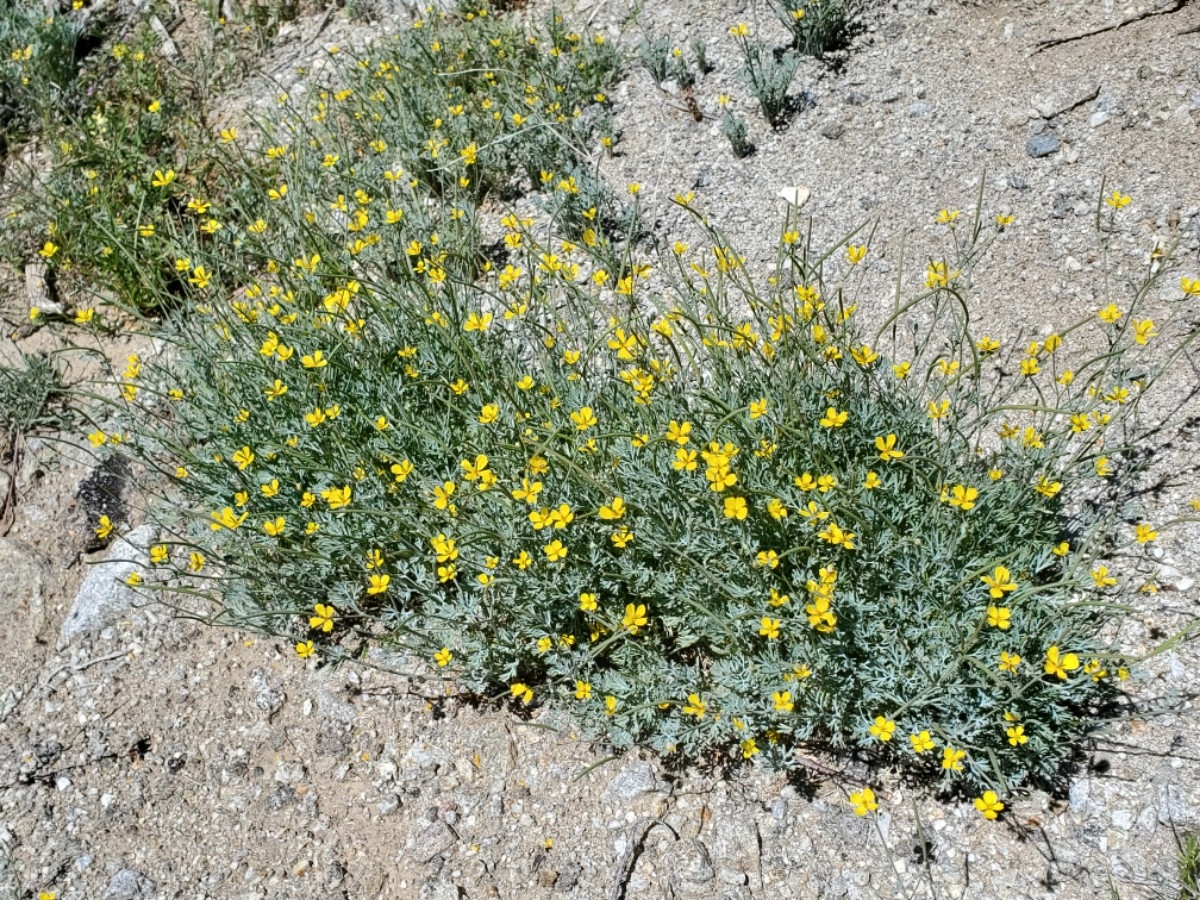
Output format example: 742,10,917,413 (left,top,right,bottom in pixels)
2,1,1200,898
